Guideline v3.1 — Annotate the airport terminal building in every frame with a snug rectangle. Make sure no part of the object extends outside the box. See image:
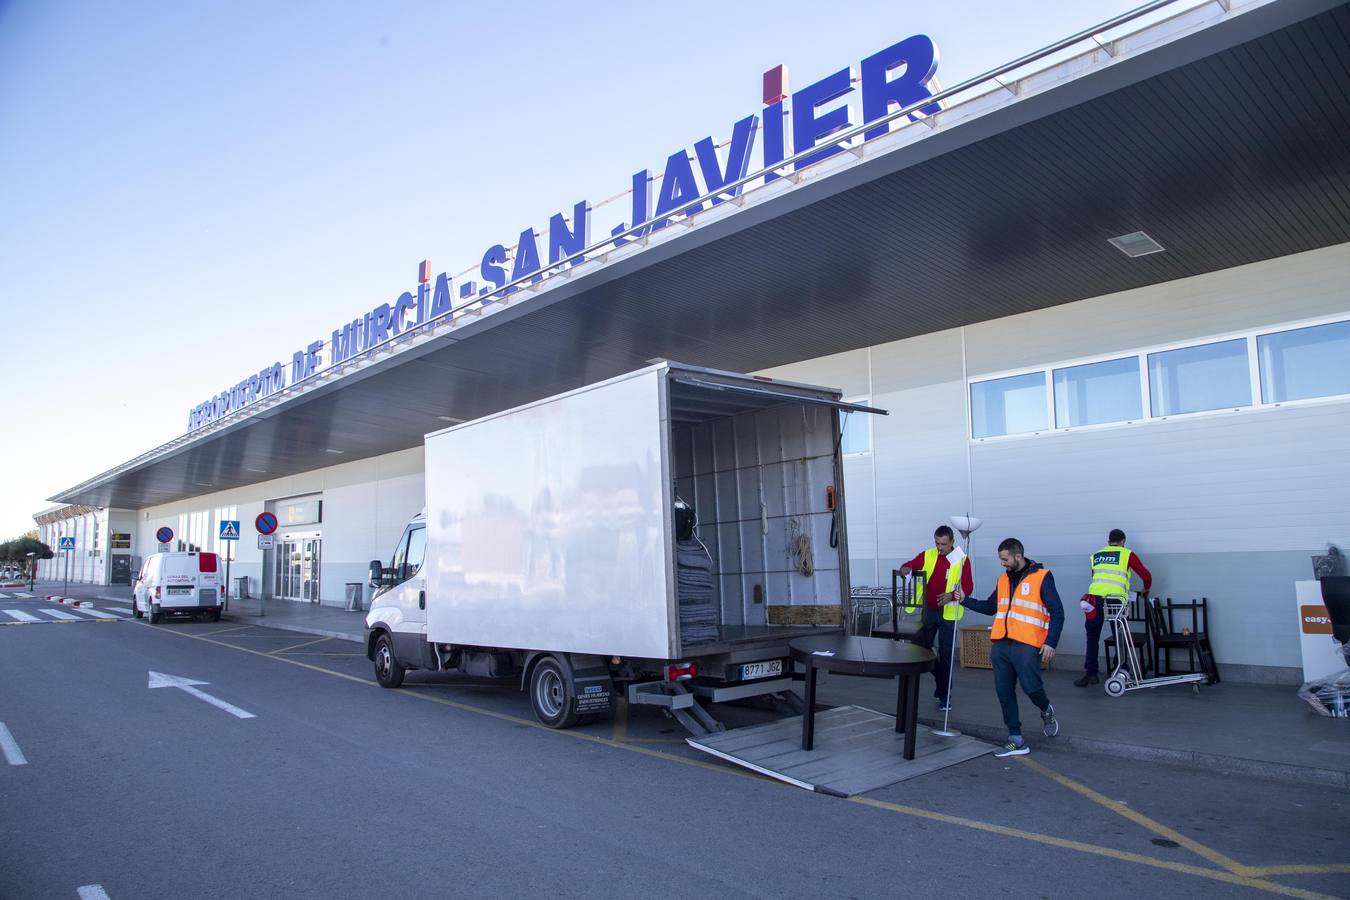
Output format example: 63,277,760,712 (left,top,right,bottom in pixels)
36,0,1350,683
